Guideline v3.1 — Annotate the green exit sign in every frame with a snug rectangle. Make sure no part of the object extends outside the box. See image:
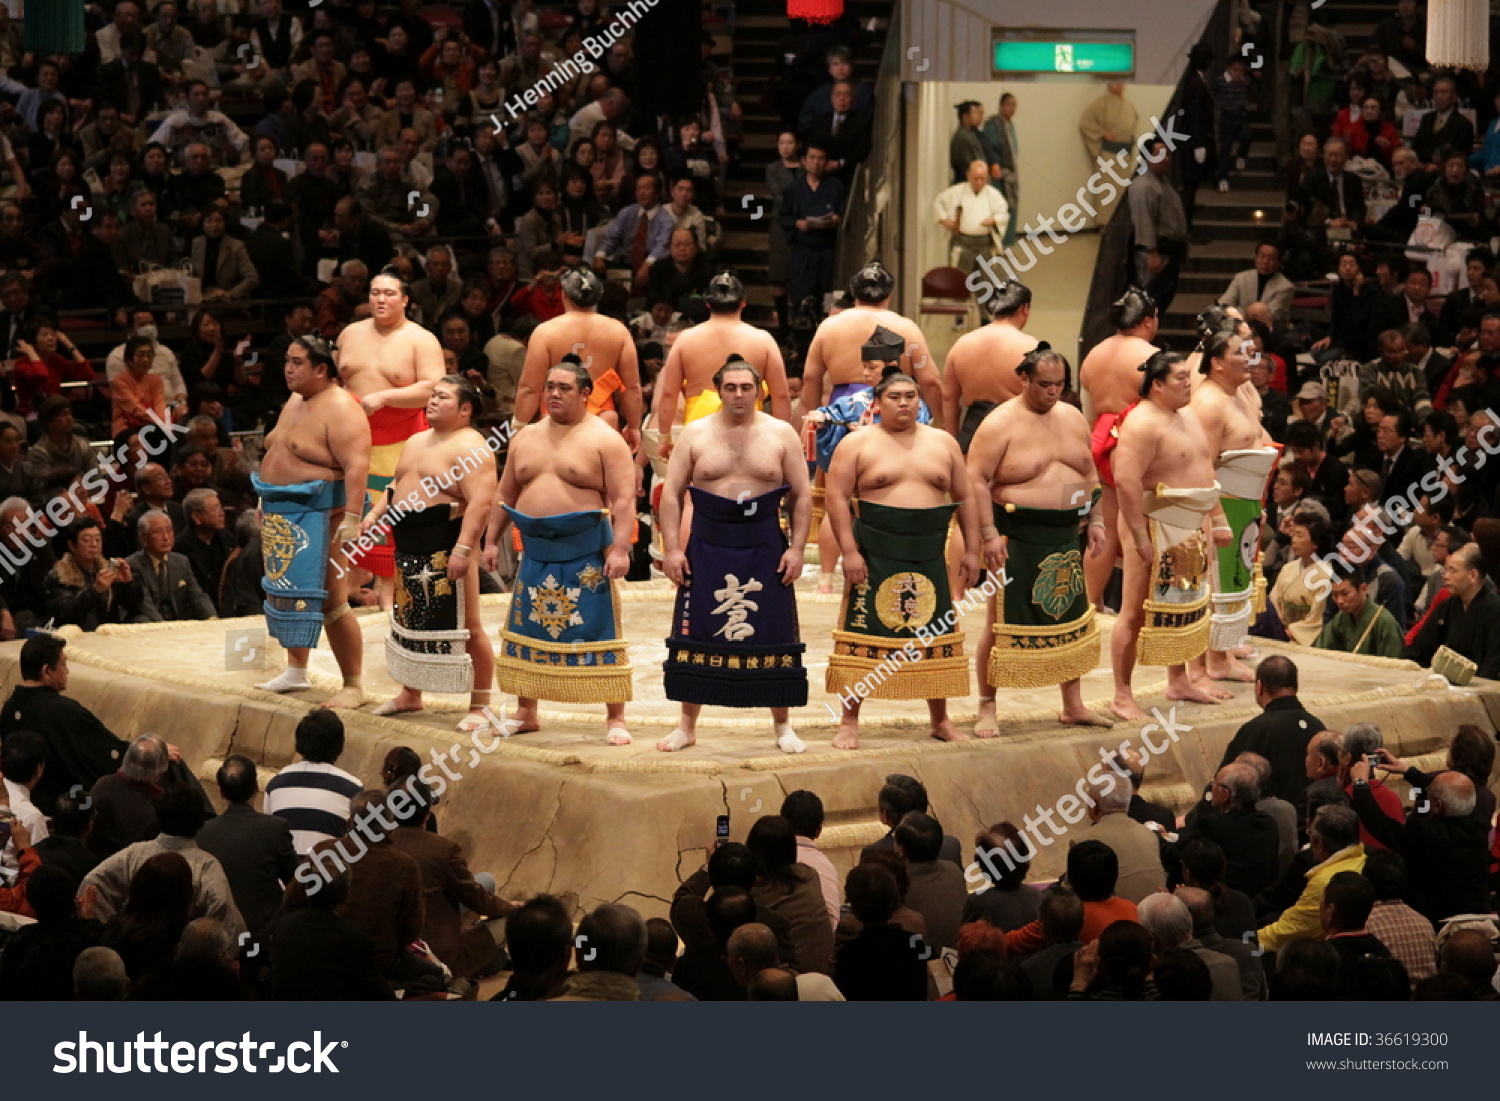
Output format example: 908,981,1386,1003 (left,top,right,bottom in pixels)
993,39,1135,76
